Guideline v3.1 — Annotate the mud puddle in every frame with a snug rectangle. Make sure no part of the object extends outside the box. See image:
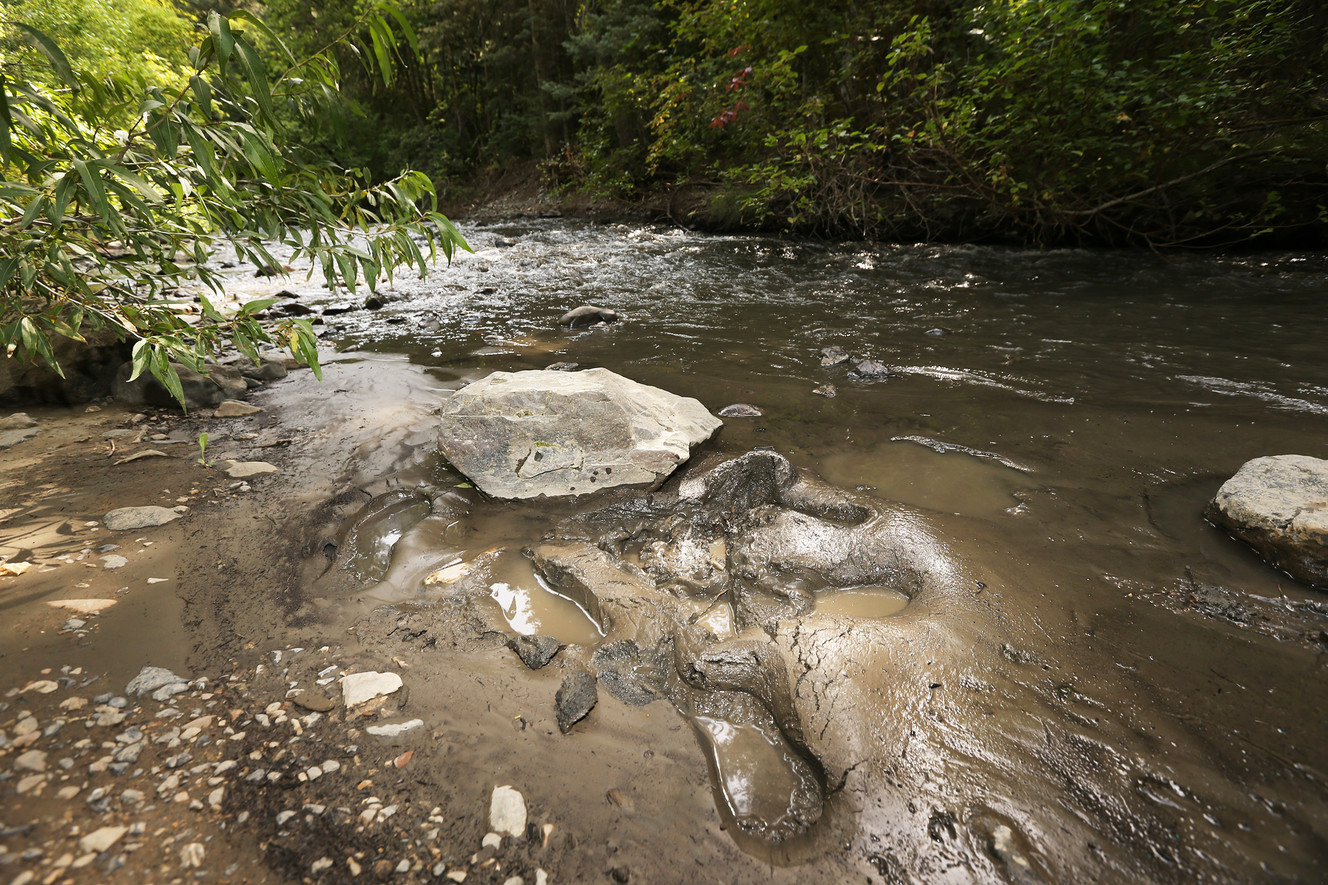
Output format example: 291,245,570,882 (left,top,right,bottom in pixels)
485,558,604,645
